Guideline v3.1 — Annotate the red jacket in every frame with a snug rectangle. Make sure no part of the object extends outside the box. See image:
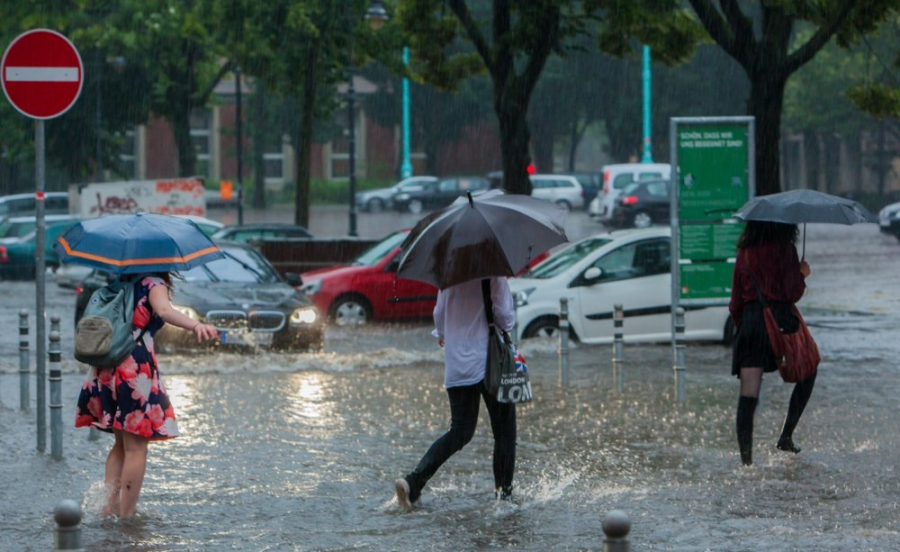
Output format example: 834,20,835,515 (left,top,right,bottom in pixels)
729,241,806,325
